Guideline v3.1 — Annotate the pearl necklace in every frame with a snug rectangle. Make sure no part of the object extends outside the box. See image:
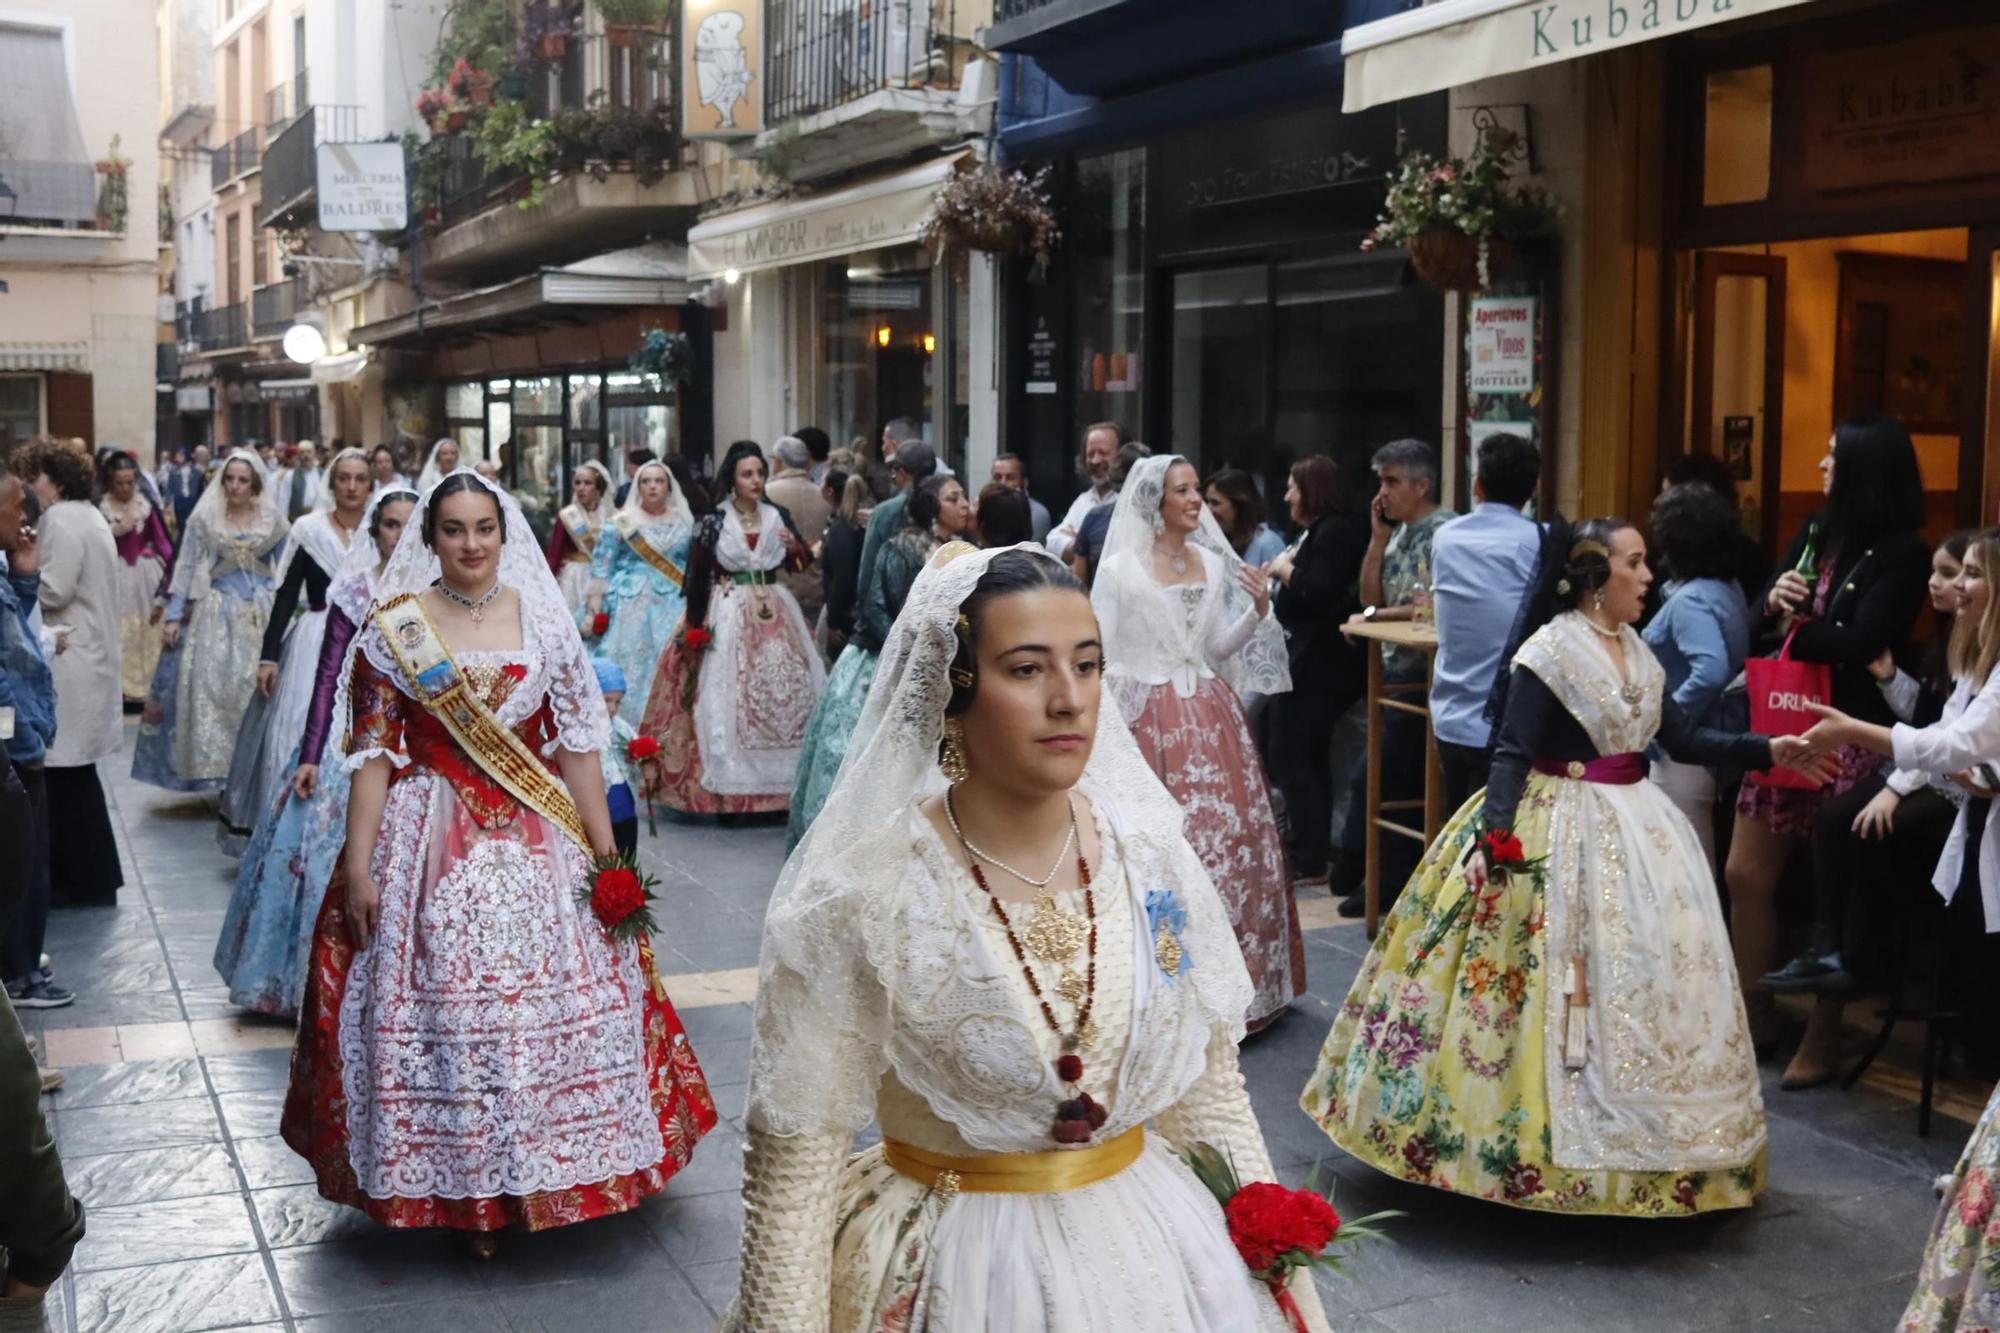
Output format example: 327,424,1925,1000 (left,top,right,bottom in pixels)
1581,612,1623,639
435,577,501,624
945,787,1078,889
